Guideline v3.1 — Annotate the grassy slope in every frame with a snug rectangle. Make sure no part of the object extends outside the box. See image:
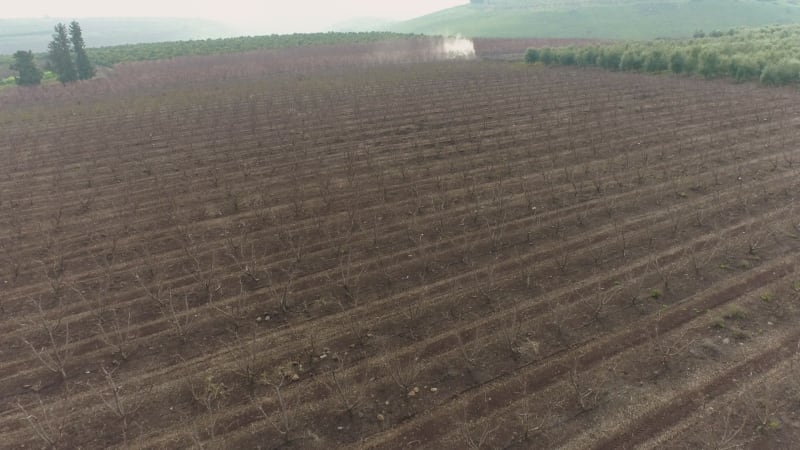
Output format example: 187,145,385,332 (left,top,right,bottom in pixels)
392,0,800,39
